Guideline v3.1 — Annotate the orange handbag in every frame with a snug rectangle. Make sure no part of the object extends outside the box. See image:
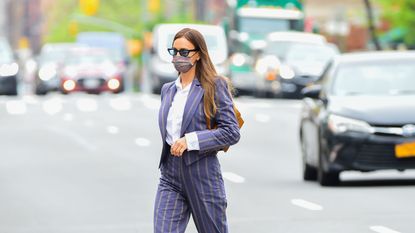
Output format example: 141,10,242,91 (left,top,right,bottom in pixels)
207,105,244,152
